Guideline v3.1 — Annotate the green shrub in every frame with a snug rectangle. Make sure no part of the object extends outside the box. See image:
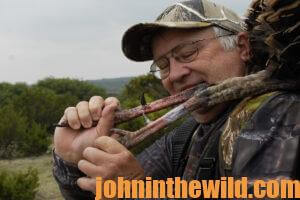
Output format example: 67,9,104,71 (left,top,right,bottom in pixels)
0,168,39,200
0,104,28,158
0,105,50,158
19,122,50,156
